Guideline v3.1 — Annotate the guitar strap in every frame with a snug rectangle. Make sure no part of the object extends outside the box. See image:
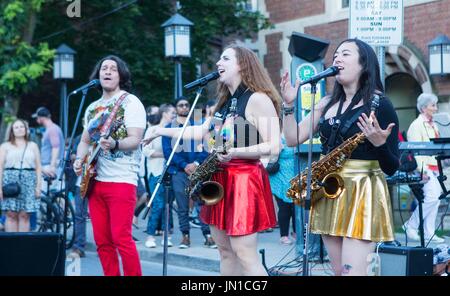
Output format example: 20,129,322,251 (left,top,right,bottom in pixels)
99,92,129,136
